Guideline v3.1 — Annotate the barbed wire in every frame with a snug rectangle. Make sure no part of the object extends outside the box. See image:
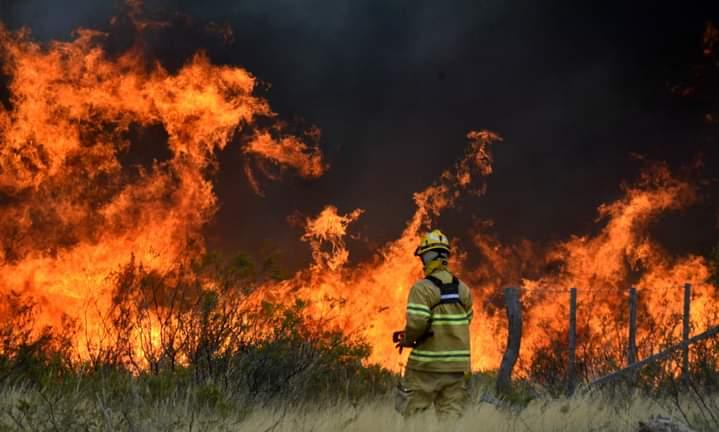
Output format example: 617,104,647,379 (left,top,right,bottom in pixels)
507,285,697,294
